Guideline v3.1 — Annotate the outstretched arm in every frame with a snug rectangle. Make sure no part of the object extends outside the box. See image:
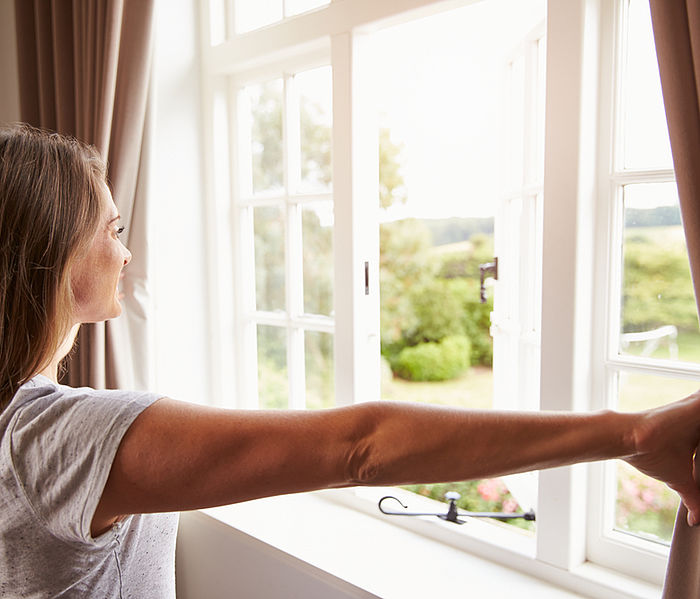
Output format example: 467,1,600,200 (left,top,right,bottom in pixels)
91,392,700,535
